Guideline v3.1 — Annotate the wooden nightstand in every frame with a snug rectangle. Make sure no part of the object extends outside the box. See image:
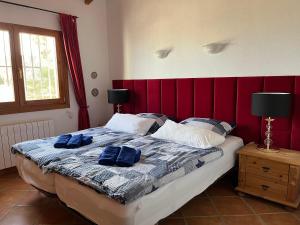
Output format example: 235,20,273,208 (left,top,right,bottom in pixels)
236,143,300,208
